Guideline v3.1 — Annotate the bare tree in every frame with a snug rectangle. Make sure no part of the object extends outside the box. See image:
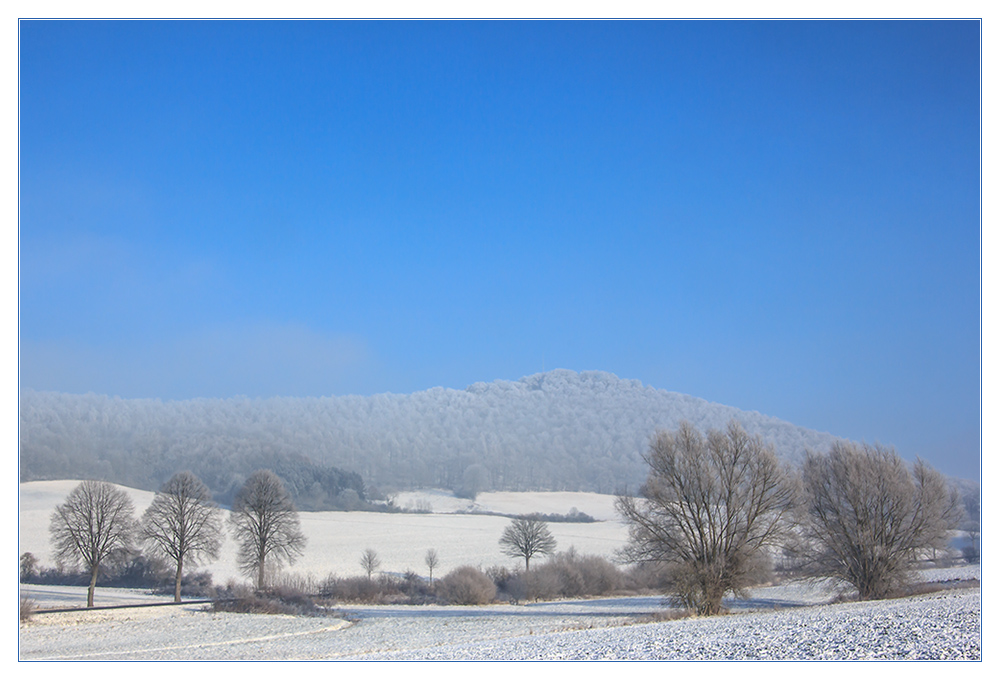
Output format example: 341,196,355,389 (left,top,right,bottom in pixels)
49,480,137,607
360,548,381,579
229,470,306,590
425,548,439,585
499,517,557,572
616,421,797,615
799,442,963,600
140,471,223,602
